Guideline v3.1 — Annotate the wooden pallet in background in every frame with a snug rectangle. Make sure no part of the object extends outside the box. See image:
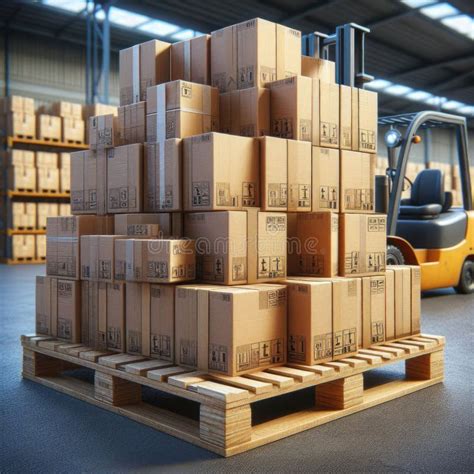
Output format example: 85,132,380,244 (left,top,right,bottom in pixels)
21,334,445,457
